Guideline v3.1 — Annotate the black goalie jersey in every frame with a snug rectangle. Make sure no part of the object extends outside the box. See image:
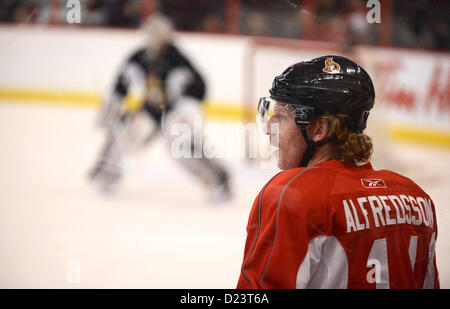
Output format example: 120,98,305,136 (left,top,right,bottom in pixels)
113,43,206,121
